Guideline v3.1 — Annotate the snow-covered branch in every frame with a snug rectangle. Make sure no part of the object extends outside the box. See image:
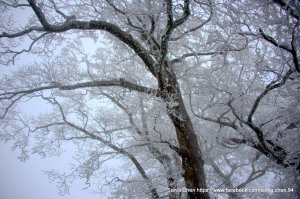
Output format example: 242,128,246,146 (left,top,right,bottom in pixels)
0,79,160,100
